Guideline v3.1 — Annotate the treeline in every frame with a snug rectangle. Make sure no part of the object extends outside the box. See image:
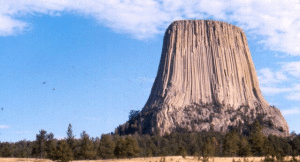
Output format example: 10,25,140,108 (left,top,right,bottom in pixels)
1,121,300,162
